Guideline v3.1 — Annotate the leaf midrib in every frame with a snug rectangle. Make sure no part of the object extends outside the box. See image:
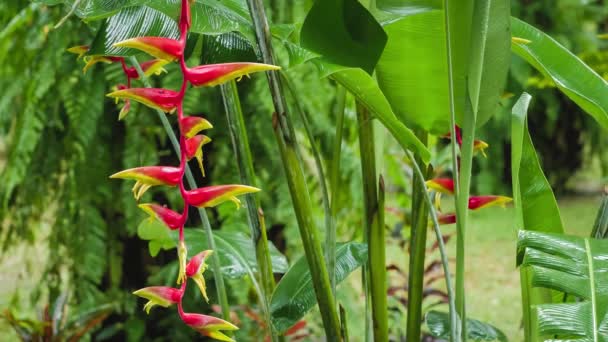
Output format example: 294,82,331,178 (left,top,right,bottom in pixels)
585,238,598,342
